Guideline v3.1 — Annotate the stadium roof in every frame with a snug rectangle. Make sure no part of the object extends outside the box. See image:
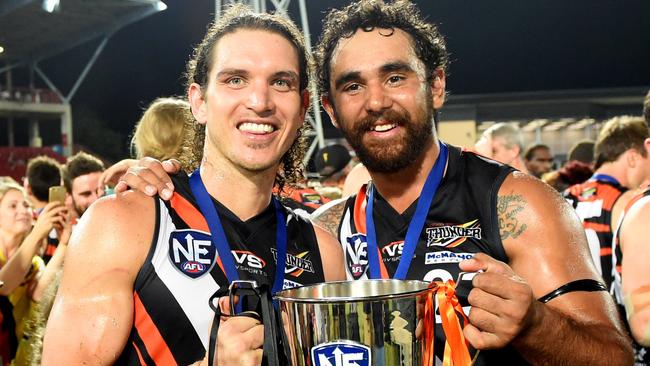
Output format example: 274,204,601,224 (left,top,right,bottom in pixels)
0,0,166,66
